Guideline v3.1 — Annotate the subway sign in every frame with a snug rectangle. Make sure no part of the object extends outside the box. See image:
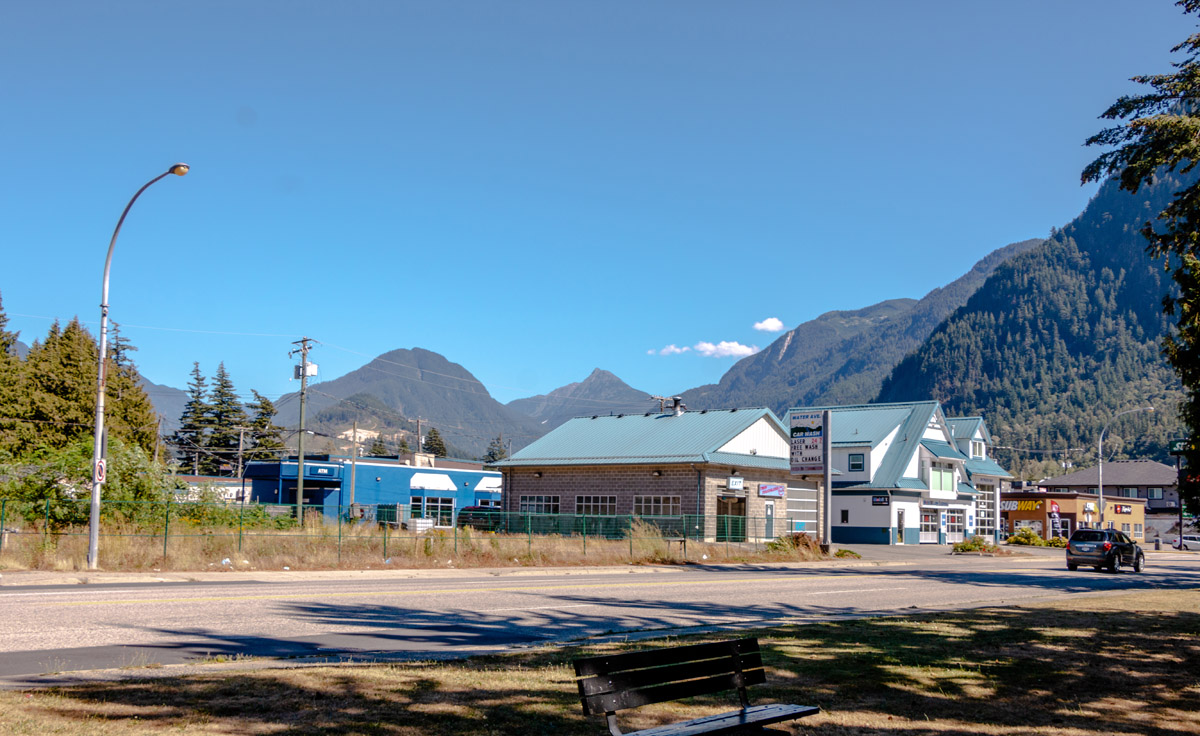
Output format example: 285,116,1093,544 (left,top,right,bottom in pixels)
1000,500,1043,512
1114,504,1132,515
